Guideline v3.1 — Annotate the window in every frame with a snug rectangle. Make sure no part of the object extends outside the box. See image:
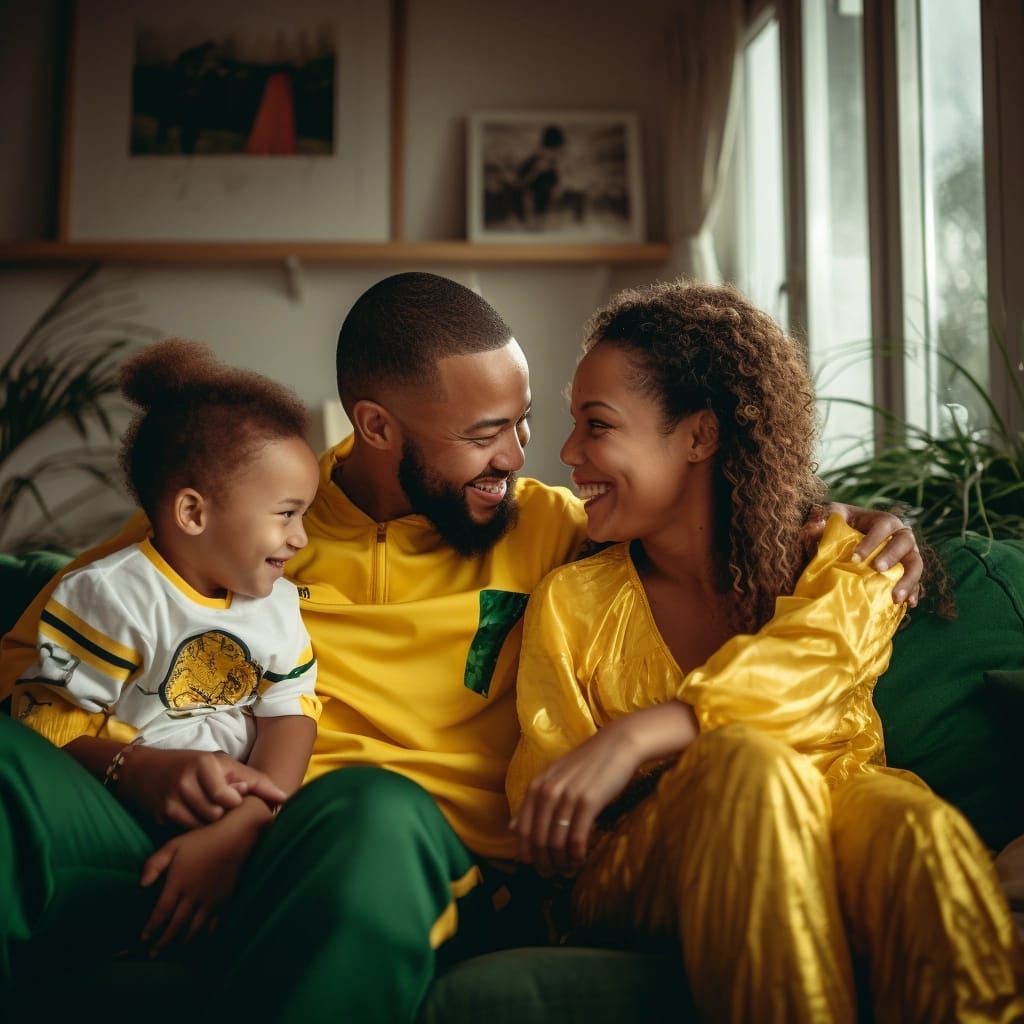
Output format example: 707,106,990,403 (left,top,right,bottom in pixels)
739,17,786,326
718,1,998,468
801,0,873,469
896,0,988,436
